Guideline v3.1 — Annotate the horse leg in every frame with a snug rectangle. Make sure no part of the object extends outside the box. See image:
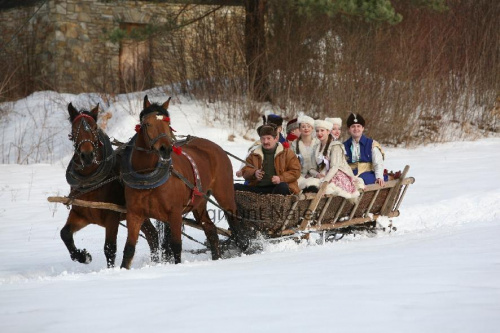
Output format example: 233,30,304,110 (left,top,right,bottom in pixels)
211,189,249,251
60,211,92,264
140,218,160,263
193,207,221,260
120,214,143,269
160,222,174,263
169,214,183,264
104,221,119,268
